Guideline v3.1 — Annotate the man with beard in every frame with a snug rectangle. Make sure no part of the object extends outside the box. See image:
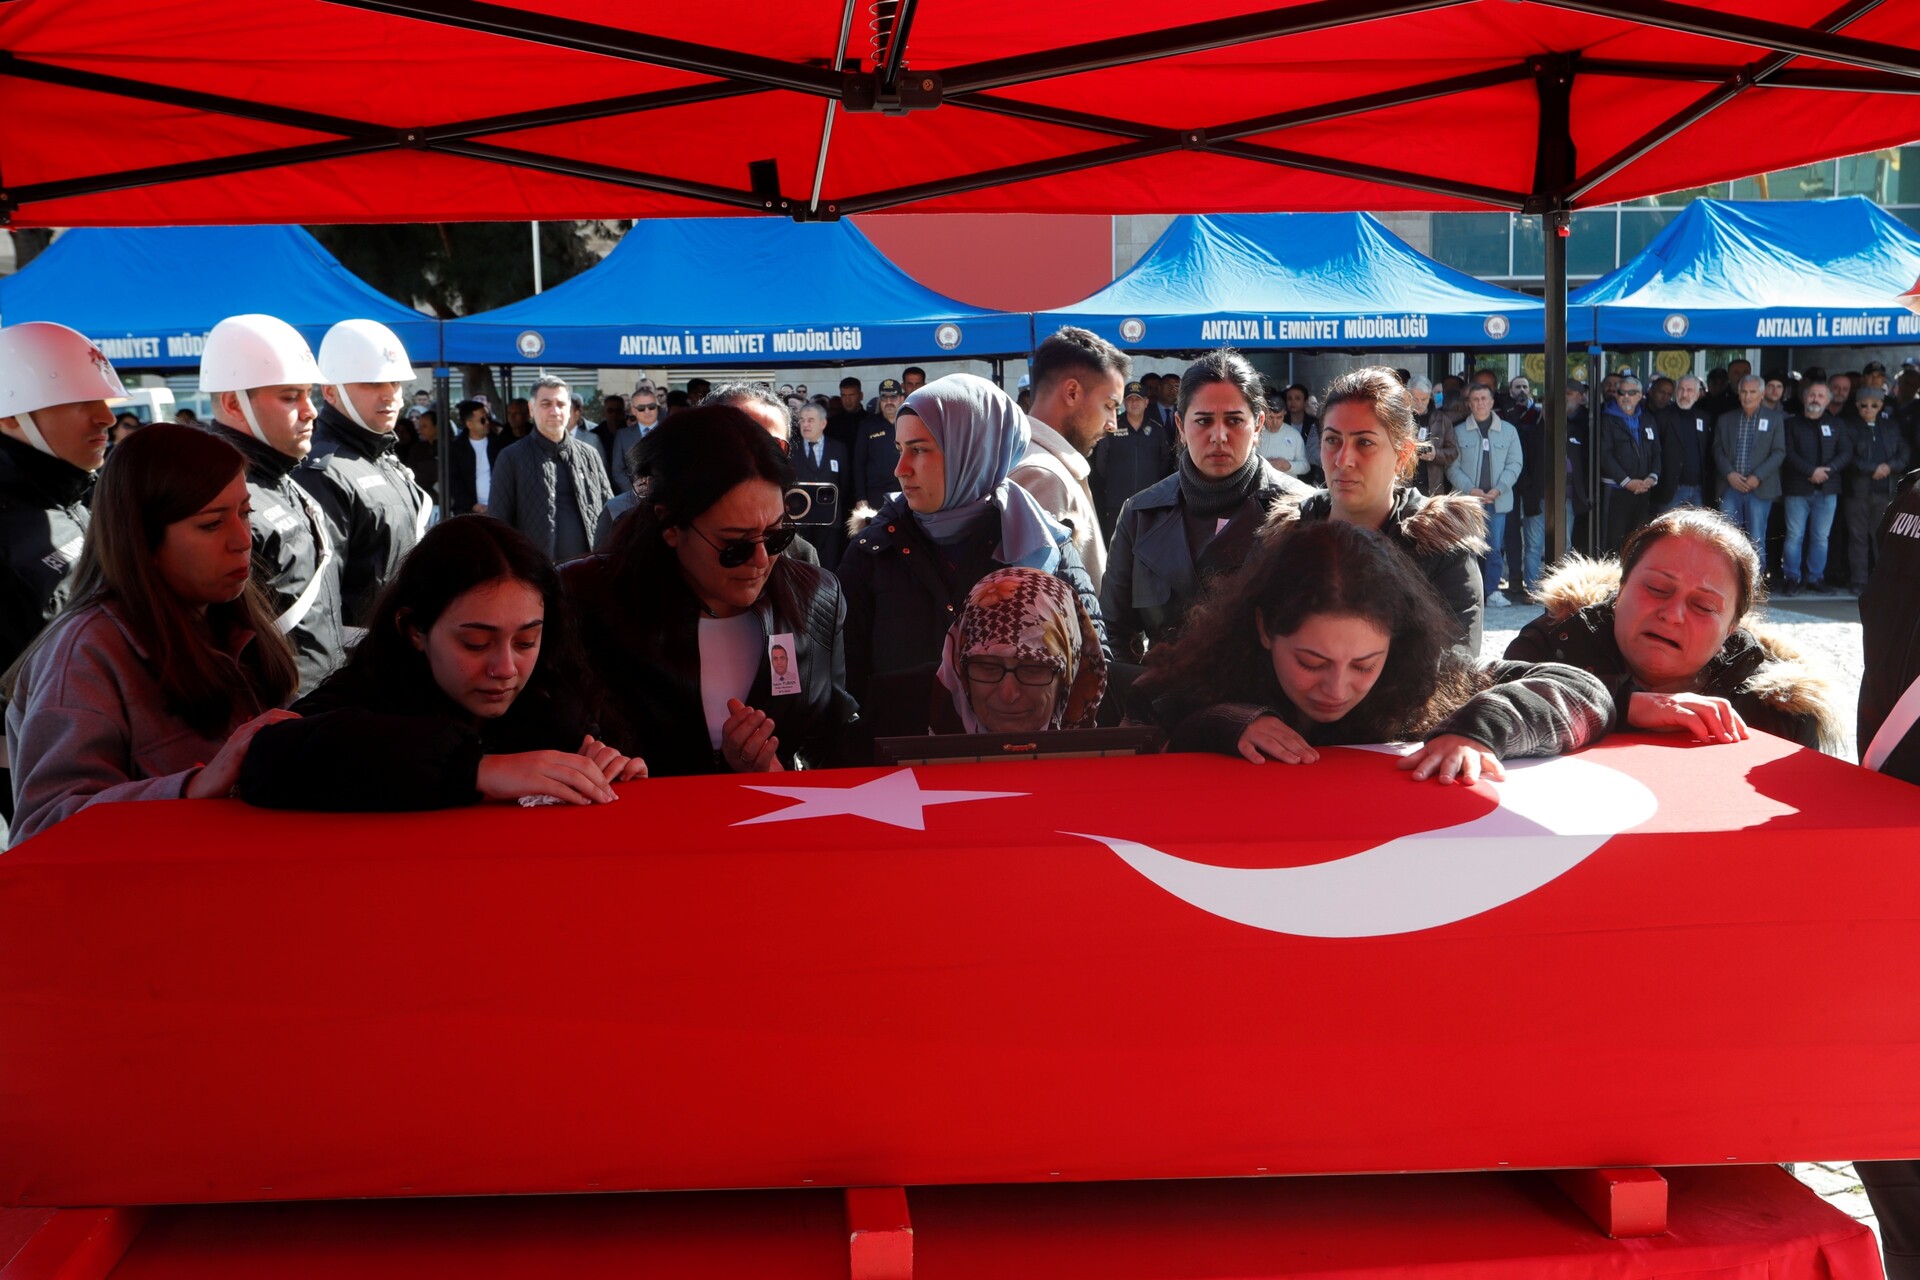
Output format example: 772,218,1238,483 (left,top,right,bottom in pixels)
1016,327,1130,593
1654,374,1713,512
299,320,433,629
